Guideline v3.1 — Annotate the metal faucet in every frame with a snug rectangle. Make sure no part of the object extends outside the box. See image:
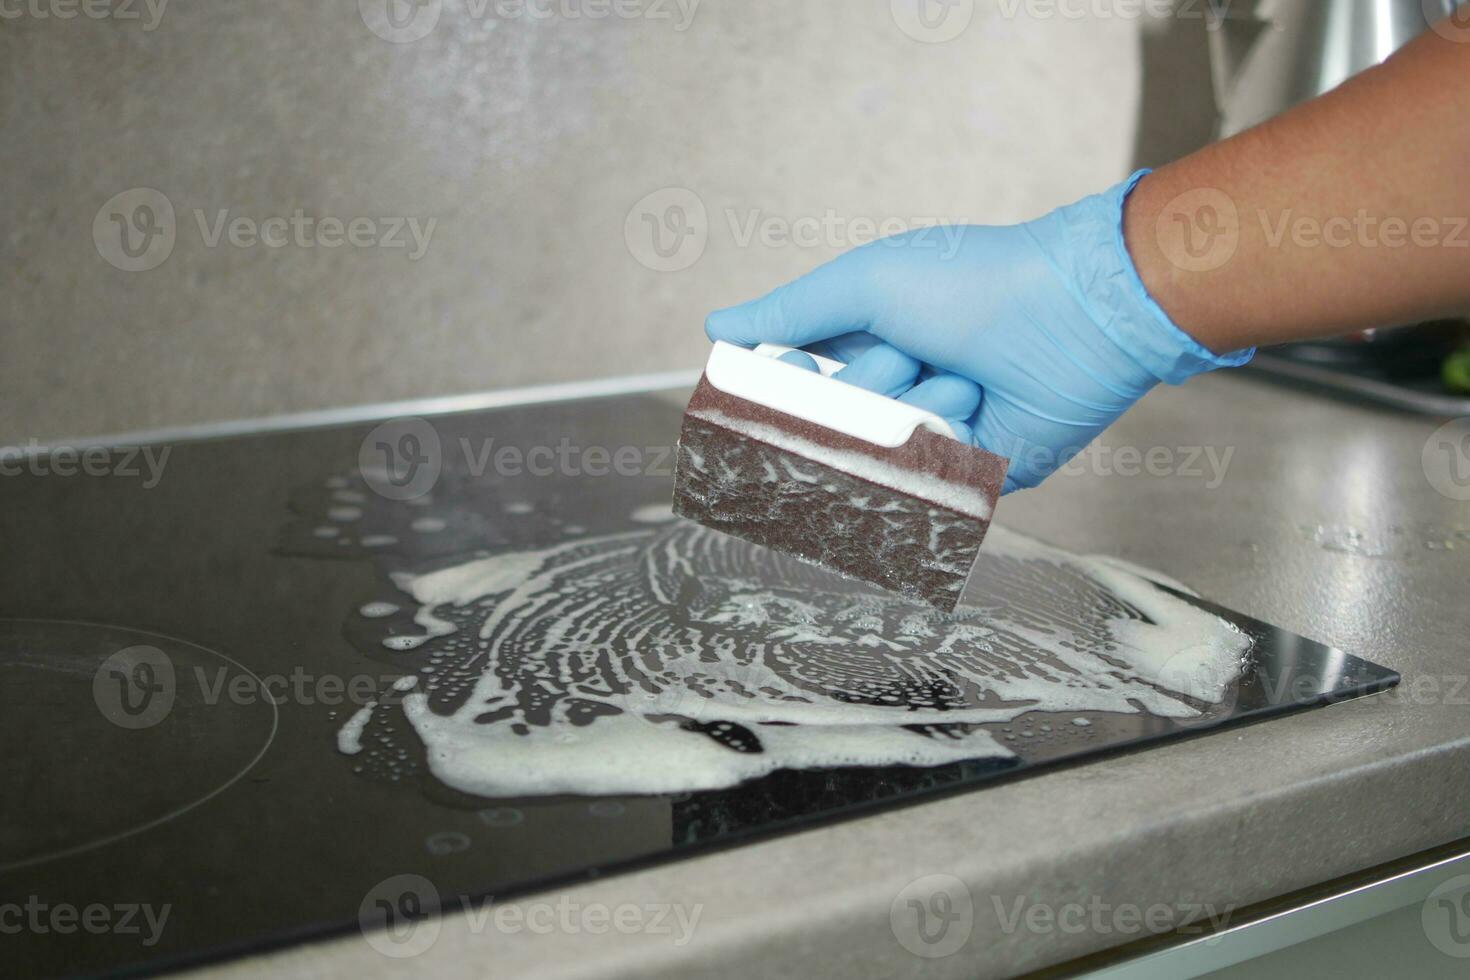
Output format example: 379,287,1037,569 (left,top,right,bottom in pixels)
1209,0,1461,138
